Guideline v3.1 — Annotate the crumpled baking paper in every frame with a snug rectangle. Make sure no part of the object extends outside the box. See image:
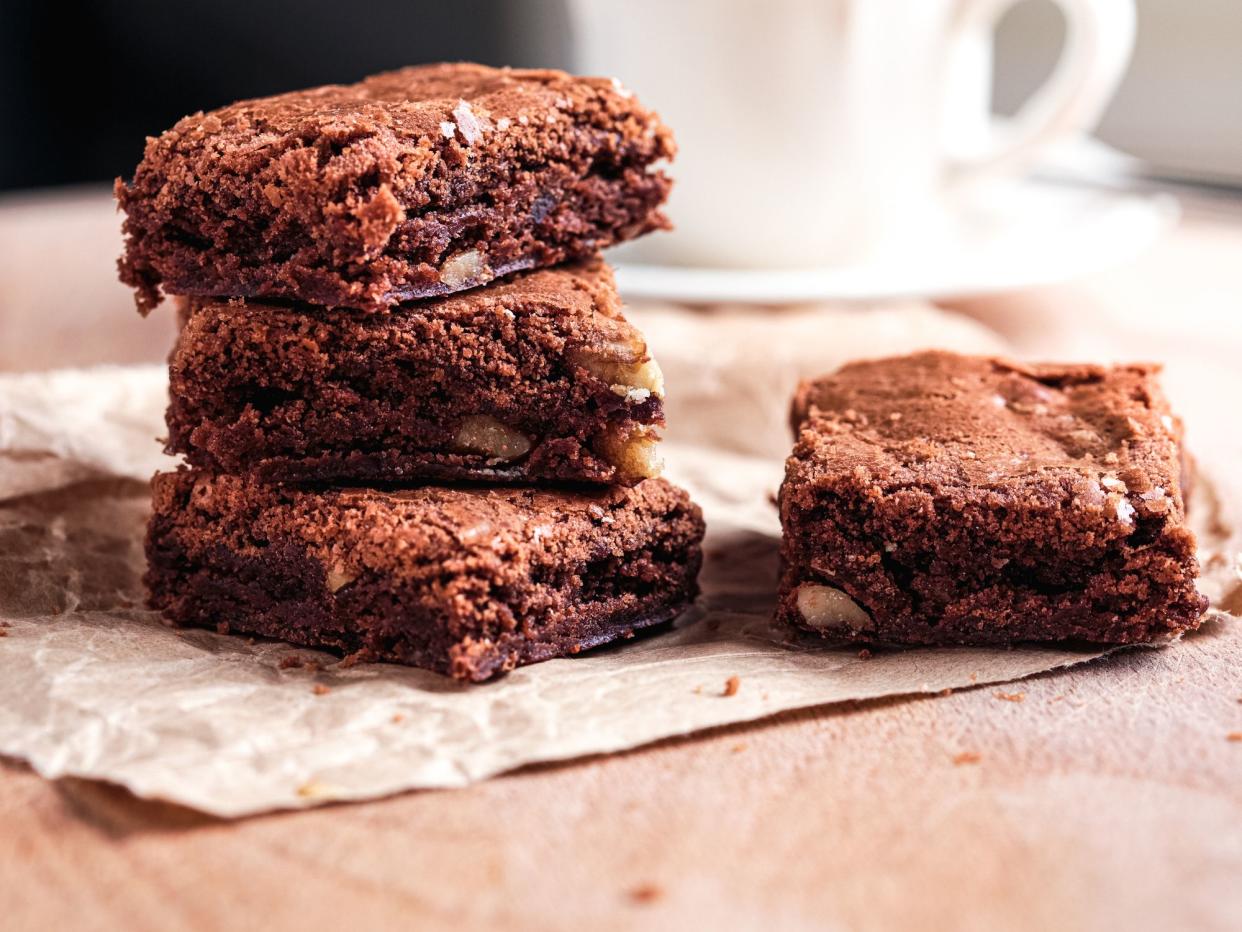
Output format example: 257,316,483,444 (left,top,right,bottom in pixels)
0,361,1229,818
